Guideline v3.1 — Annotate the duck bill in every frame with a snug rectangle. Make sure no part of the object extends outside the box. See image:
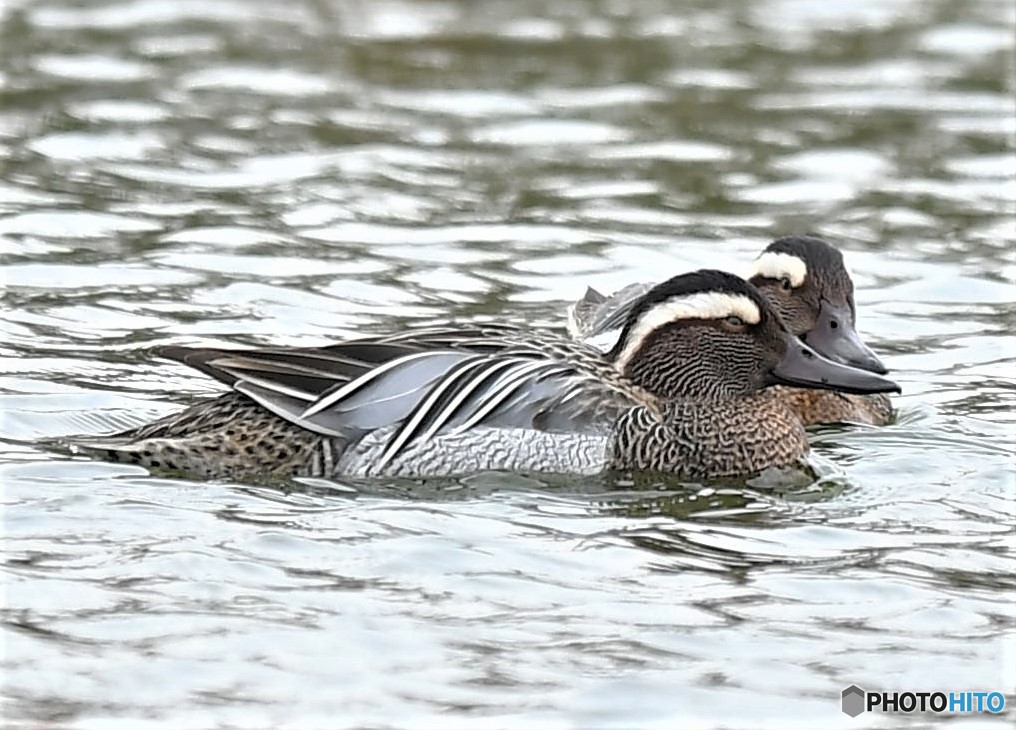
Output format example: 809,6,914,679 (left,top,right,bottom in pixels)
768,332,901,395
804,300,888,374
